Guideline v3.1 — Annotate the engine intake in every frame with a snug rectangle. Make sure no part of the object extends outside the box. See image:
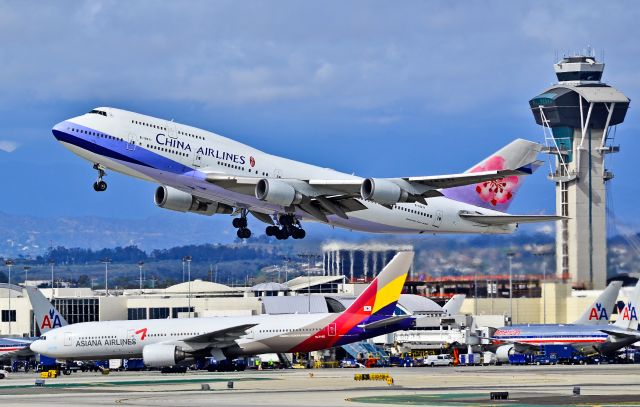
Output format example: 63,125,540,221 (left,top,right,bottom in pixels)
255,179,303,207
142,344,186,367
360,178,409,205
154,186,233,215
